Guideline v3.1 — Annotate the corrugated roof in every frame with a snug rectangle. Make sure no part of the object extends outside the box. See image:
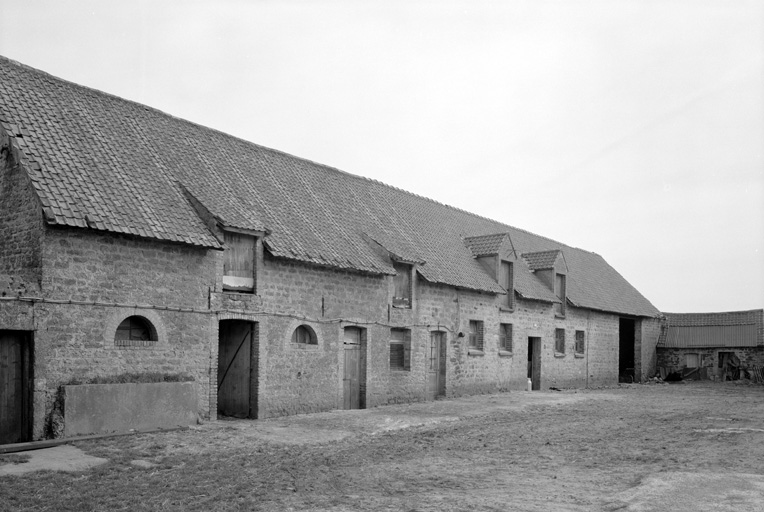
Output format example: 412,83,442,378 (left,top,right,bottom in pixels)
658,309,764,348
0,56,661,315
664,325,758,348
